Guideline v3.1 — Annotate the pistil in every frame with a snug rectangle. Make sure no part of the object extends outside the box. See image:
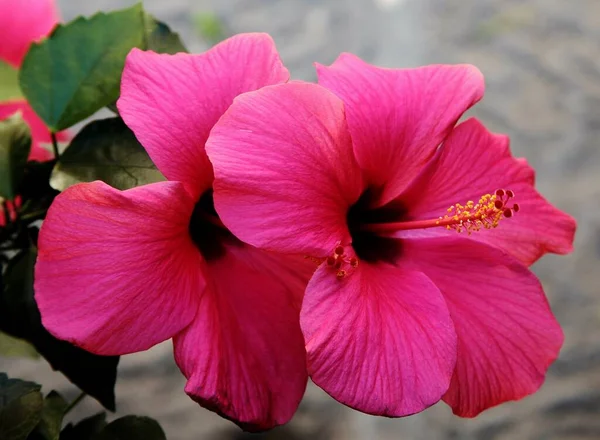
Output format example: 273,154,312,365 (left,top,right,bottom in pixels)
364,189,519,236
